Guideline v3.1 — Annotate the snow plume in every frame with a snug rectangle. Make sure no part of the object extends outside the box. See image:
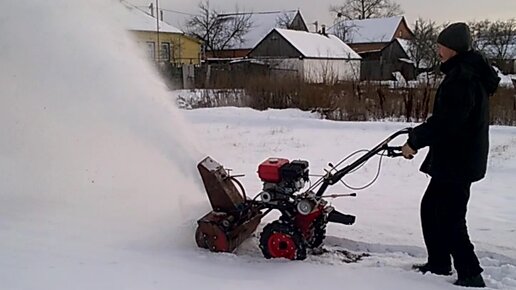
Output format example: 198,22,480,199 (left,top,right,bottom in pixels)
0,0,206,253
